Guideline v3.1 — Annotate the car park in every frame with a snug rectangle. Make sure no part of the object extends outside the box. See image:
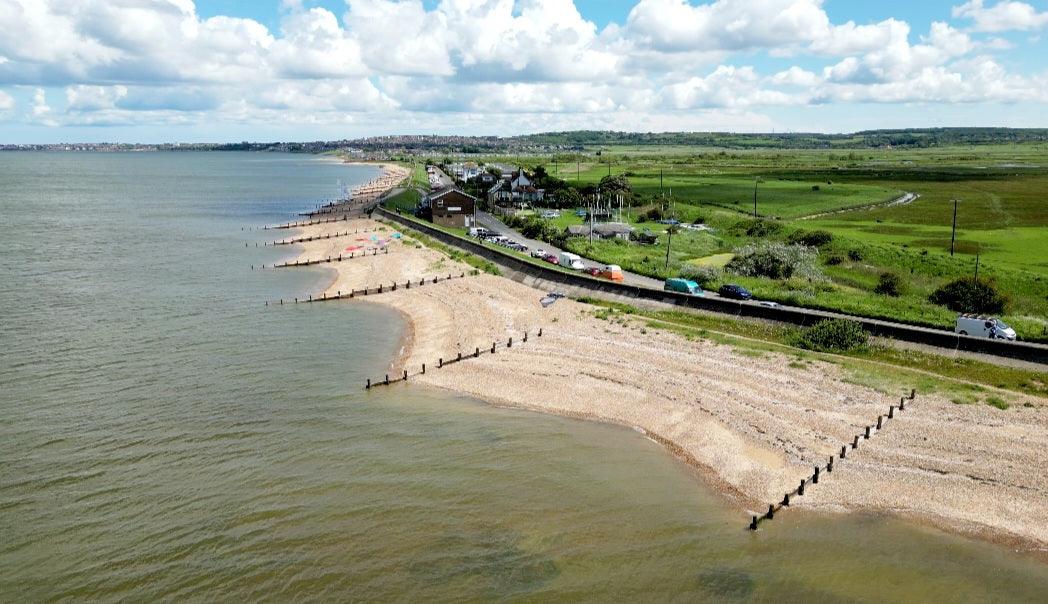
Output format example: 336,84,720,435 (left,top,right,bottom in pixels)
718,284,753,300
